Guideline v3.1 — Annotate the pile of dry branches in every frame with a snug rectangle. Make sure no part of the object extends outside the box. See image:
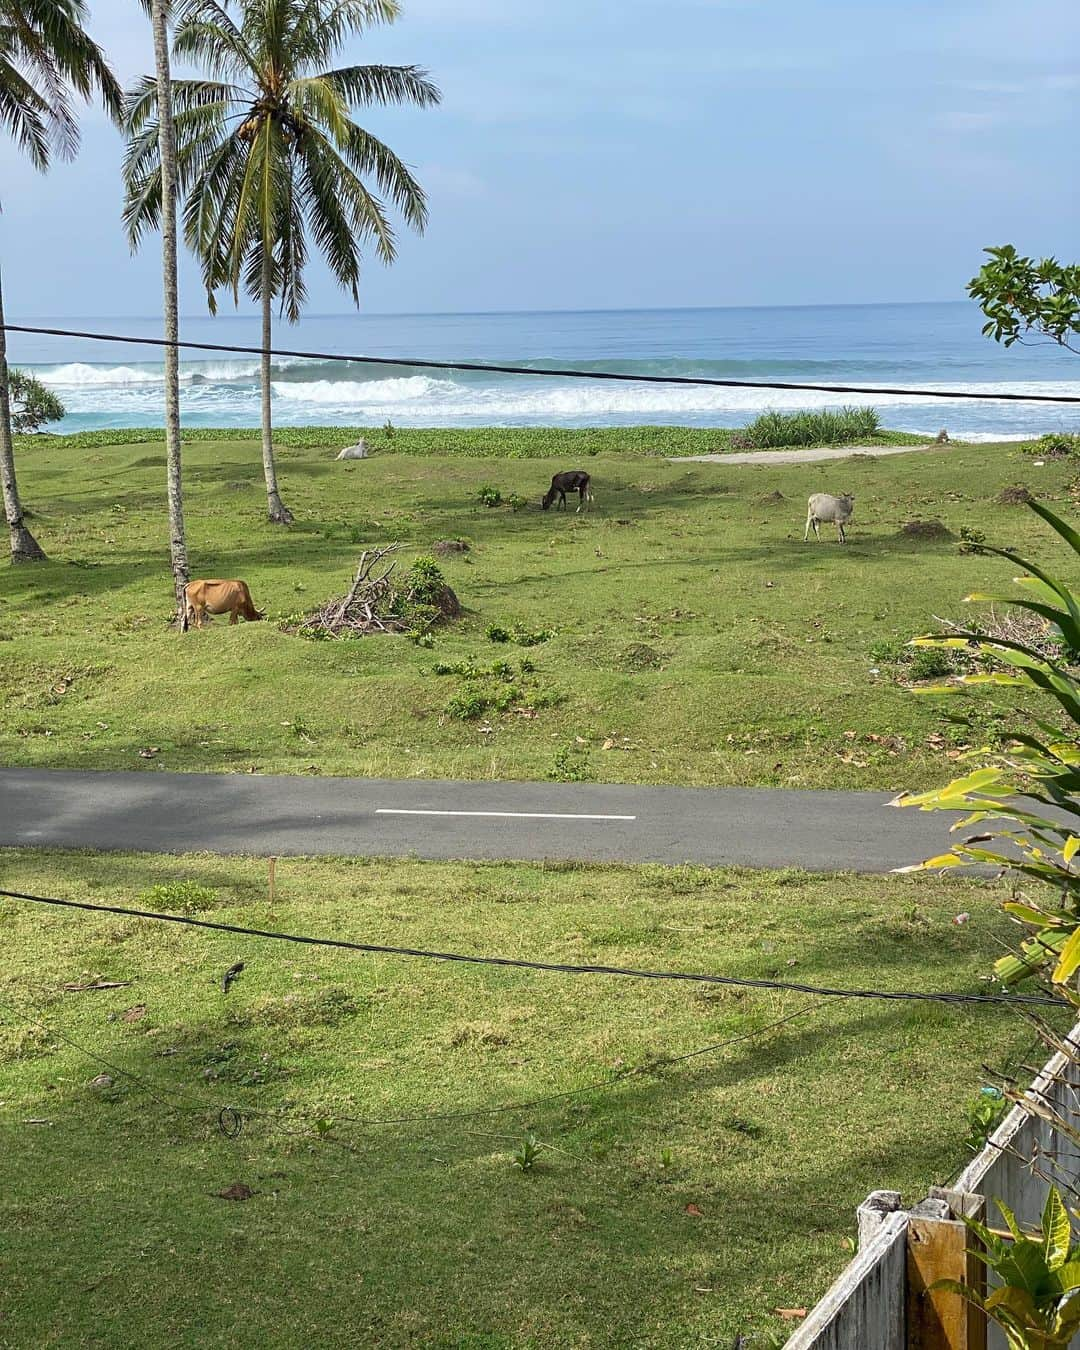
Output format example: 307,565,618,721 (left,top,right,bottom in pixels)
287,545,459,639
